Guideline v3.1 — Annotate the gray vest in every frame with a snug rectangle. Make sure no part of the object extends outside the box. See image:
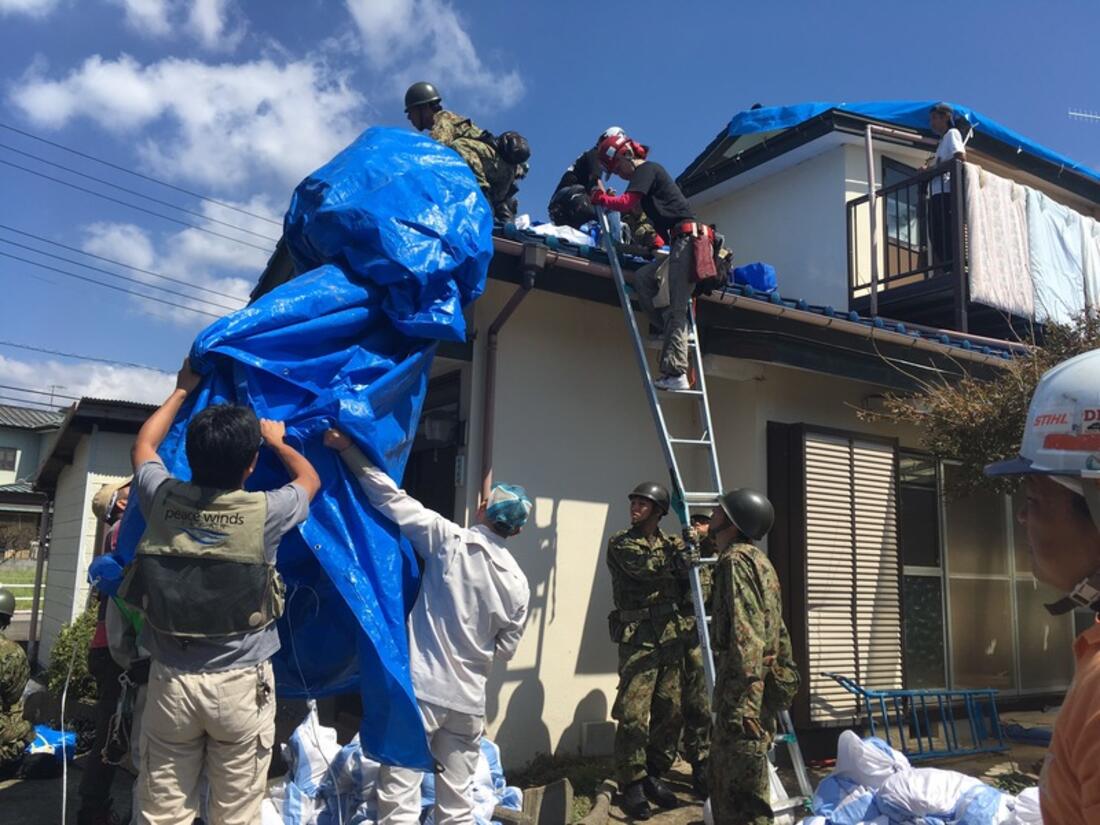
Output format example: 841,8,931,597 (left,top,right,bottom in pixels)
119,480,284,638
